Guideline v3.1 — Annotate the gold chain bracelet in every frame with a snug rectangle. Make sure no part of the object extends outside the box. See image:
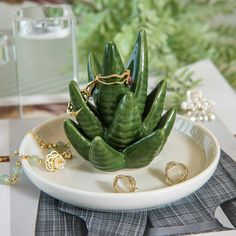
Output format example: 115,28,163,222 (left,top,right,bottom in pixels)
81,69,131,99
0,132,72,185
